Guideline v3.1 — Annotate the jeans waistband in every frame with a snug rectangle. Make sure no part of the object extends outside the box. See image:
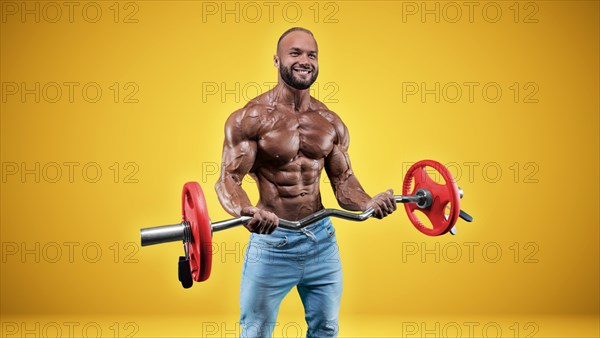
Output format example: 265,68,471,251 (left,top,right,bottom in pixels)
275,216,332,234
